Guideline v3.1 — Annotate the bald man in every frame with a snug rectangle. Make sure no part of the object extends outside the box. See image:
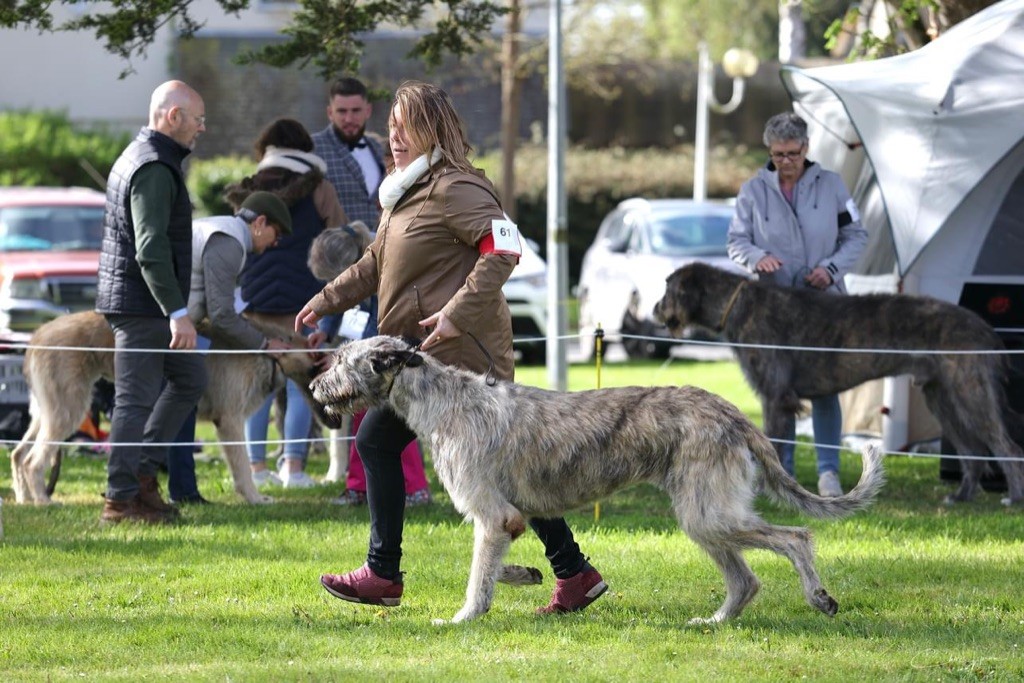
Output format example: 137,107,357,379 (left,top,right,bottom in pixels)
95,80,210,524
